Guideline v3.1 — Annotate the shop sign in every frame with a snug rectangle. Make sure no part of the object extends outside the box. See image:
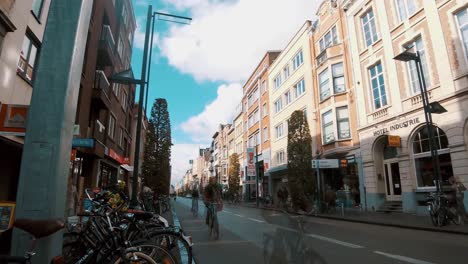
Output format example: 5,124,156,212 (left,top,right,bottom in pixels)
70,149,77,162
243,180,256,185
312,159,339,169
122,157,131,165
247,147,256,176
72,138,94,148
0,202,16,232
340,159,348,168
263,150,270,173
108,148,125,164
0,104,28,135
373,117,420,137
73,124,80,136
345,155,355,164
388,135,401,147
